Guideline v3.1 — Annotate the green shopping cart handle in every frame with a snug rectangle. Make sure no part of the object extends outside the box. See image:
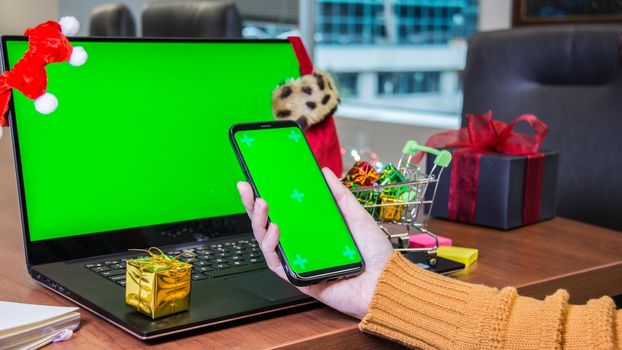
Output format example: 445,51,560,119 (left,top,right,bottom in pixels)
402,140,452,168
